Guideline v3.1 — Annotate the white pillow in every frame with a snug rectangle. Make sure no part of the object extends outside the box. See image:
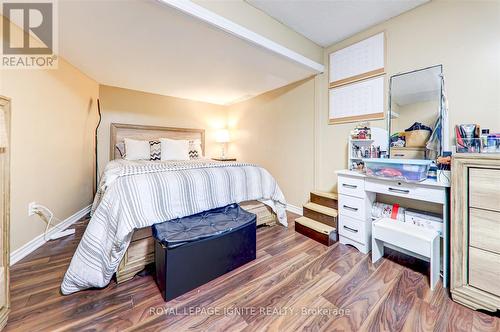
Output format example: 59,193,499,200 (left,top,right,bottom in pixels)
124,138,150,160
160,138,190,161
